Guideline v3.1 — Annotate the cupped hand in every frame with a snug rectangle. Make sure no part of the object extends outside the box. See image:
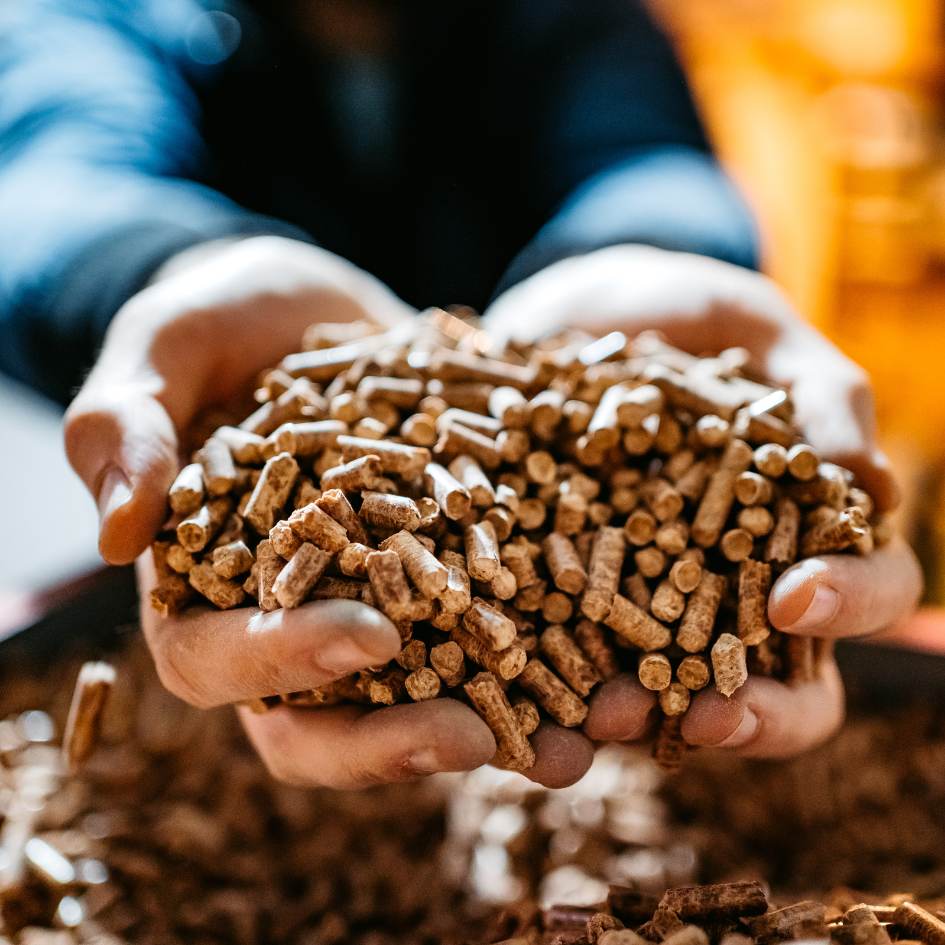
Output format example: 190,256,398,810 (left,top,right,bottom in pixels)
484,244,922,759
65,235,414,566
65,236,494,789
